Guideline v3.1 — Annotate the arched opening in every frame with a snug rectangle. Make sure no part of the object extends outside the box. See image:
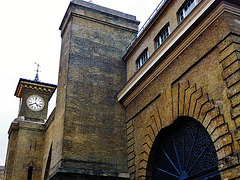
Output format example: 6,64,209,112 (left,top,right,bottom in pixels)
44,144,52,180
27,166,33,180
147,116,220,180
